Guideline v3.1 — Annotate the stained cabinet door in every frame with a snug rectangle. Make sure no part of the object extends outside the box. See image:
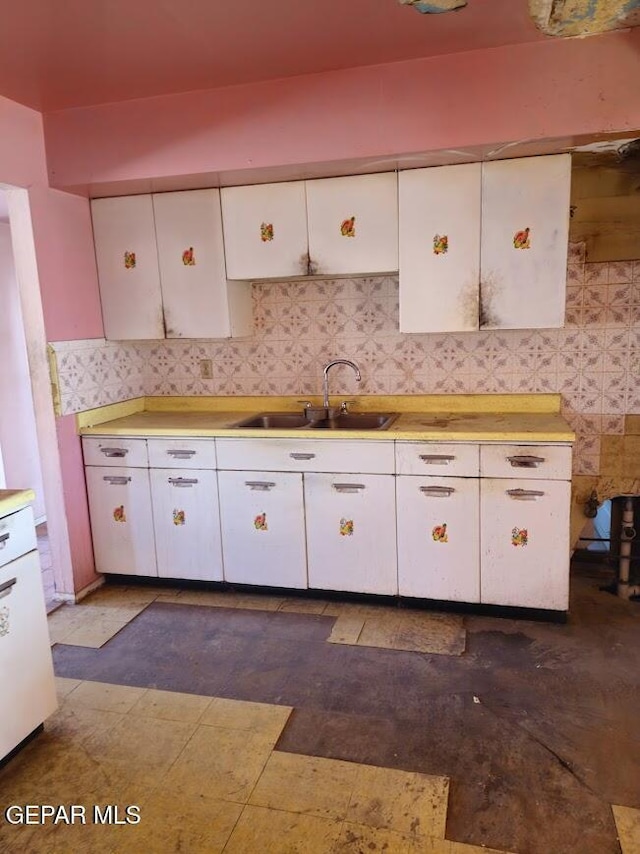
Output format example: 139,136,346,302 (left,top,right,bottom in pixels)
84,466,158,576
153,189,251,339
150,469,223,581
91,195,165,340
221,181,309,280
399,164,481,333
480,477,570,610
306,173,398,276
480,154,571,329
397,476,480,602
305,473,397,595
217,470,307,588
